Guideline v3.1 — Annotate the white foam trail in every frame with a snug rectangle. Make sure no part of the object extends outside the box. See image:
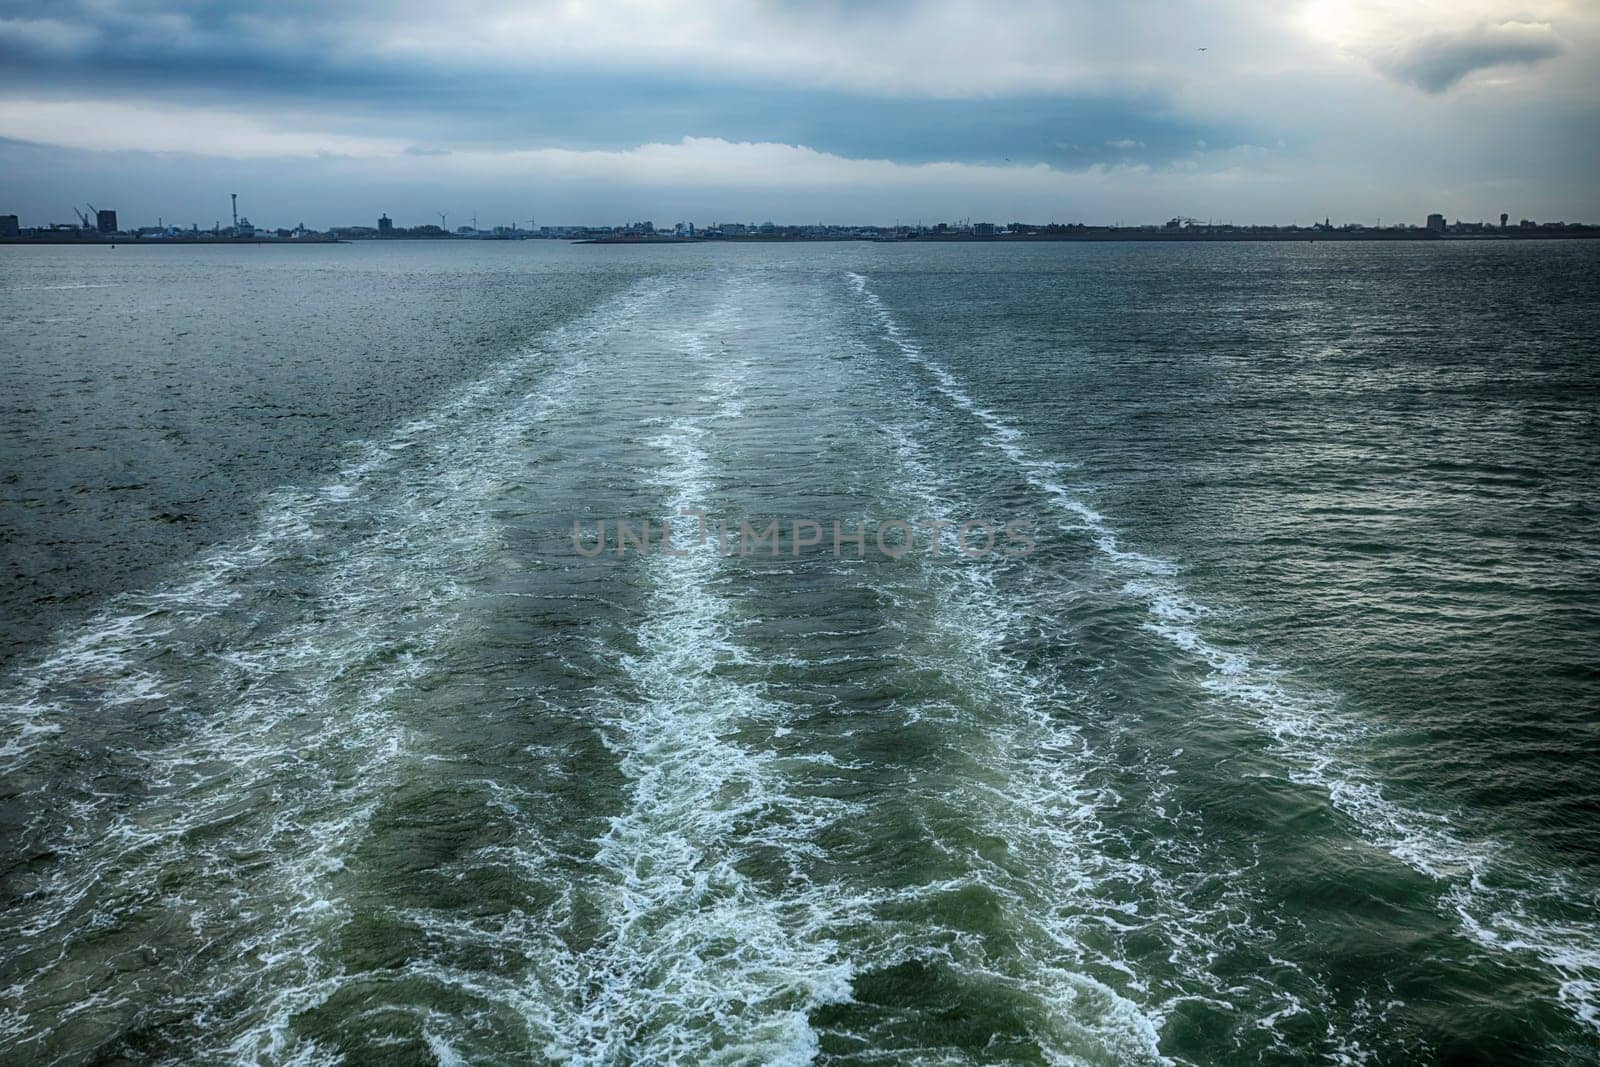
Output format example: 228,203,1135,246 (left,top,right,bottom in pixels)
0,282,671,1062
527,297,860,1063
0,282,658,773
846,270,1600,1038
876,429,1175,1064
